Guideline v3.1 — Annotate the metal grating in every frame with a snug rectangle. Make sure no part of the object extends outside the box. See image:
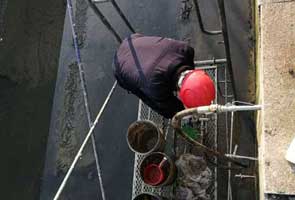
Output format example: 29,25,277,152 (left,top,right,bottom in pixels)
132,65,218,199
